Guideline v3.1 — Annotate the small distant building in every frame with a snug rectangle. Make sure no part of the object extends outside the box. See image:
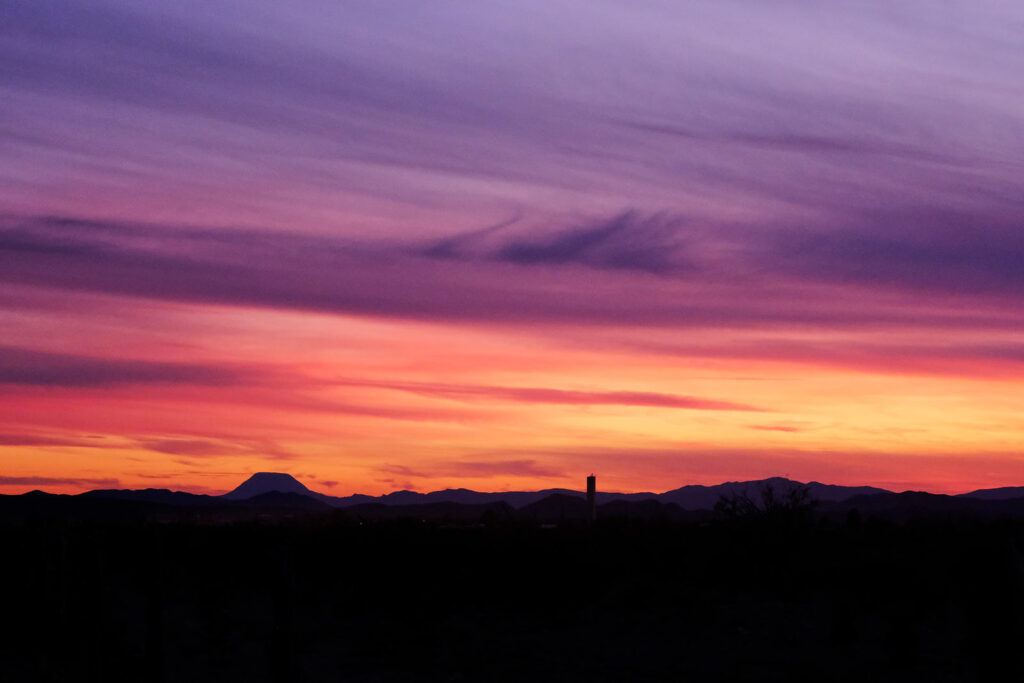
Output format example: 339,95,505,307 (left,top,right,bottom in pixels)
587,474,596,522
